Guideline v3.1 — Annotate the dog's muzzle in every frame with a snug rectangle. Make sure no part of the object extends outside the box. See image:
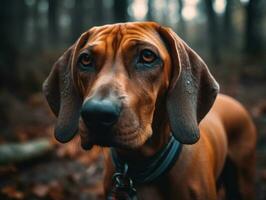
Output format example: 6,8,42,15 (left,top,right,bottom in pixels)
81,98,121,129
